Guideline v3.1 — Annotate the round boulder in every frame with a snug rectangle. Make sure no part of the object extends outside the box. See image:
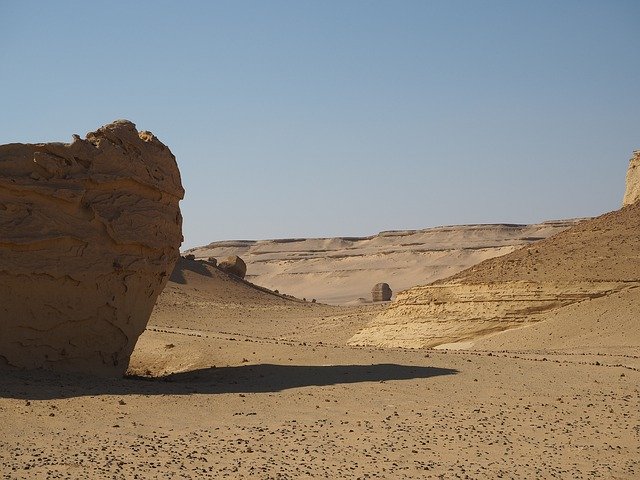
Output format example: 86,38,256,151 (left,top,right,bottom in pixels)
218,255,247,279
